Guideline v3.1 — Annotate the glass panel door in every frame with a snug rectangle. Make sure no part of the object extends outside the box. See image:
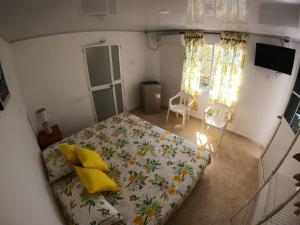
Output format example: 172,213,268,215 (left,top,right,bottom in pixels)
111,45,121,80
290,106,300,133
293,68,300,95
86,46,112,86
284,93,300,124
284,66,300,134
92,88,116,121
84,44,125,122
115,83,124,113
111,45,124,114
